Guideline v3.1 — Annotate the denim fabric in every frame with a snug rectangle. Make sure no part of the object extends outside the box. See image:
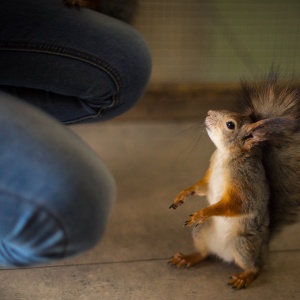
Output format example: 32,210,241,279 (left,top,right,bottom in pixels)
0,0,151,267
0,92,117,267
0,0,151,123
